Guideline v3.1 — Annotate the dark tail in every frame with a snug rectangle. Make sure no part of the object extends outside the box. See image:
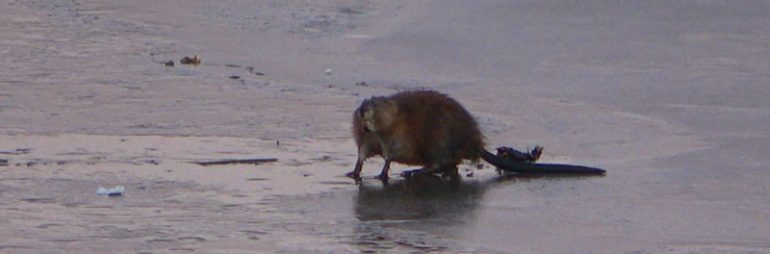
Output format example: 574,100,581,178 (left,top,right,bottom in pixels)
481,150,606,175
